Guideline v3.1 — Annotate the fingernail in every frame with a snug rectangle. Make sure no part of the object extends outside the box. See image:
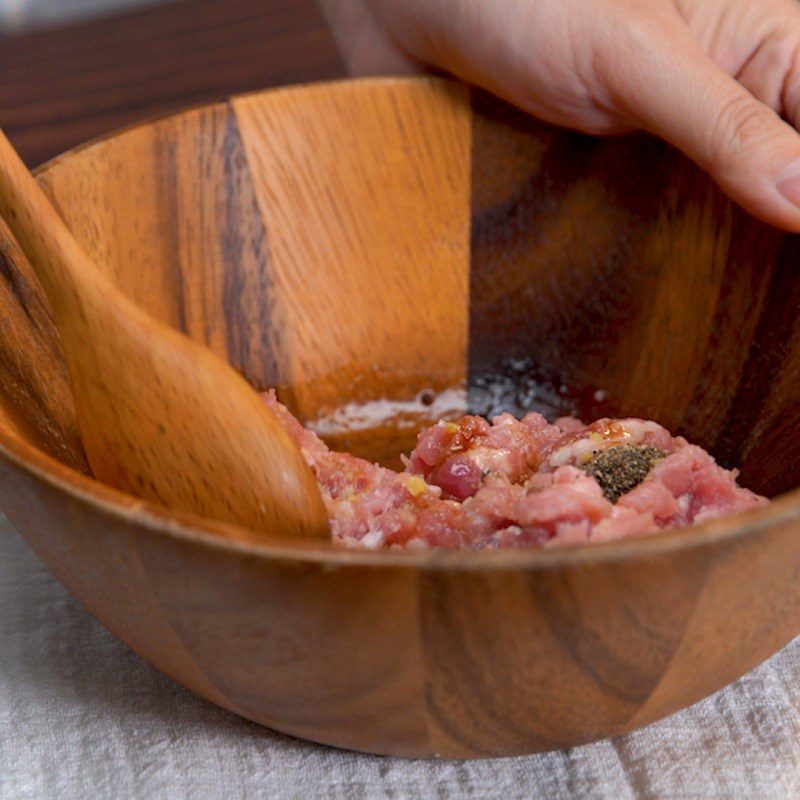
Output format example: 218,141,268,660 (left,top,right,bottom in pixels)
776,158,800,207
